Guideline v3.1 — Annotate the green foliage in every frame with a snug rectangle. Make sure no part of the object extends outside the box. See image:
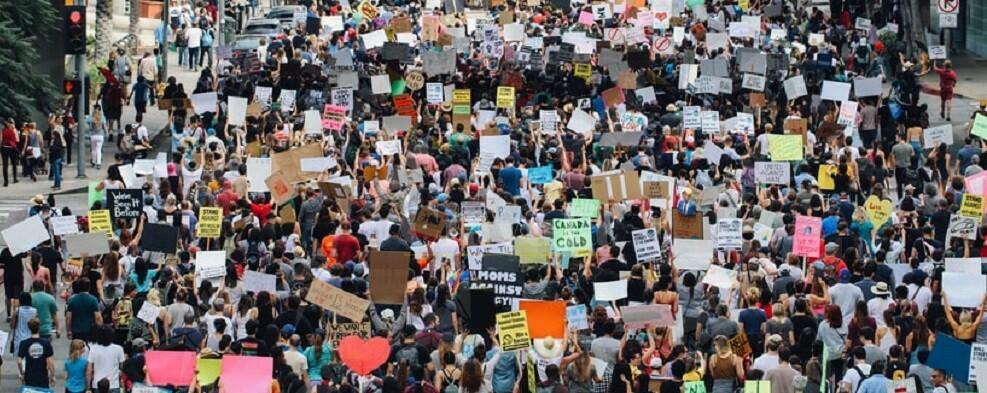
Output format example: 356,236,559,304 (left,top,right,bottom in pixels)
0,1,60,122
